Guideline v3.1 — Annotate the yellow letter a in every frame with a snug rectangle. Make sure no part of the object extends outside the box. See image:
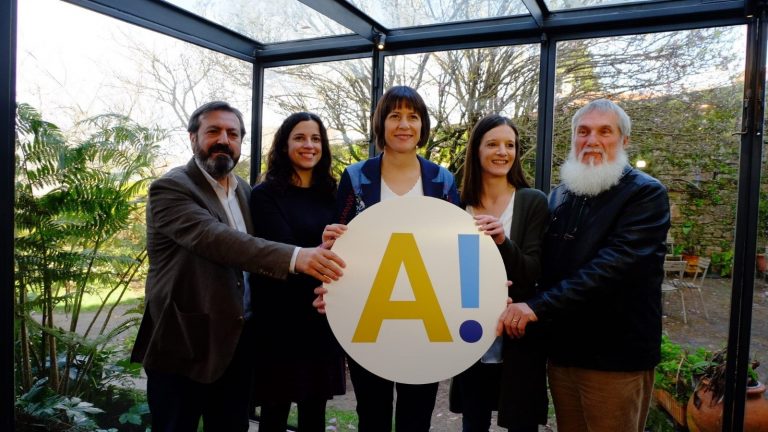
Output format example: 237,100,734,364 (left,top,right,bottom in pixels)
352,233,452,343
